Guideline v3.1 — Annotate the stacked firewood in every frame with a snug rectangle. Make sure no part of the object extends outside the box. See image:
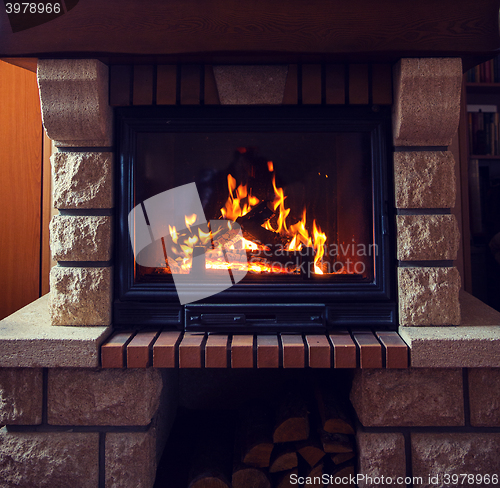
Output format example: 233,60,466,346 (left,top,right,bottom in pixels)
186,384,356,488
